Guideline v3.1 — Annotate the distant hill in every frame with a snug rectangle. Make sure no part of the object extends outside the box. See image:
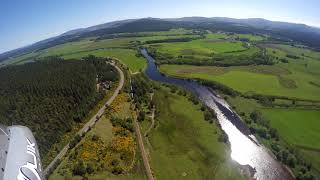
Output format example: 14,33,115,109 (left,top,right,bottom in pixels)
1,17,320,62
